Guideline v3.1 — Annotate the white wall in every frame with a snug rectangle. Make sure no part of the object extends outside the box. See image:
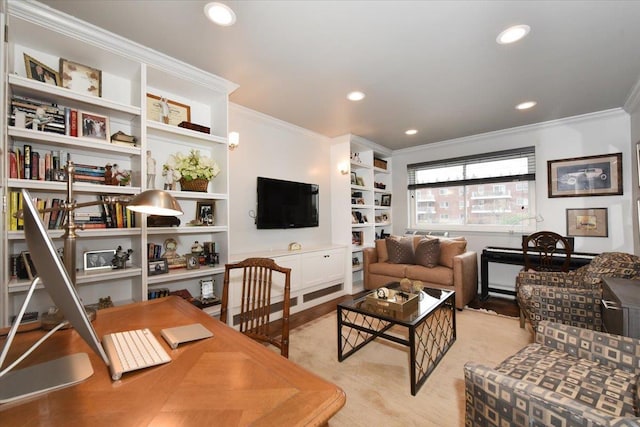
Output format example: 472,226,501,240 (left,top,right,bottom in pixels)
392,109,634,292
228,103,334,255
